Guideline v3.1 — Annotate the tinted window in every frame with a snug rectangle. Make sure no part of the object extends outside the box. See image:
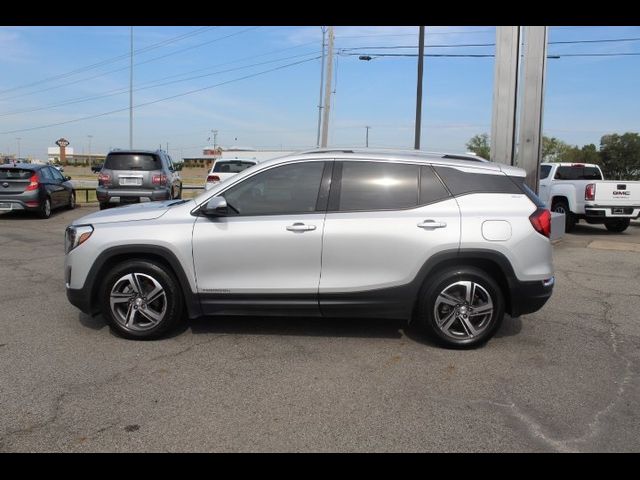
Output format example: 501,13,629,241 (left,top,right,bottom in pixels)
39,167,53,181
540,165,551,179
0,169,32,180
554,165,602,180
104,153,162,171
51,168,65,181
213,160,256,173
420,166,451,204
338,161,419,211
223,161,324,216
433,166,521,196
